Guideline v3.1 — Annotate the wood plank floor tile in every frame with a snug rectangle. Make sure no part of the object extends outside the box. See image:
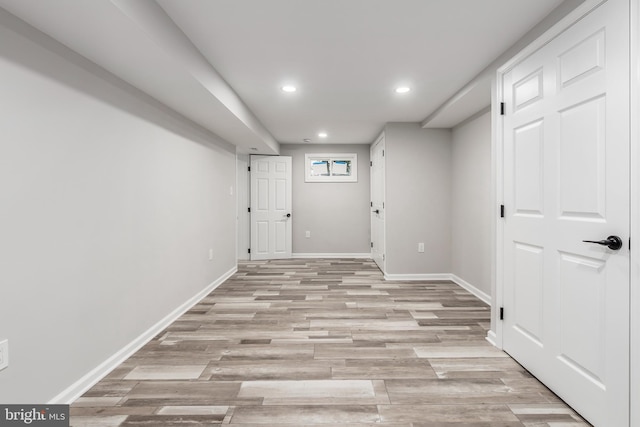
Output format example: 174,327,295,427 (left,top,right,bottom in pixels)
70,415,129,426
384,378,551,405
71,259,590,426
229,405,381,424
156,405,229,415
238,380,375,399
123,365,207,380
70,407,157,417
414,345,509,358
378,404,521,423
429,358,531,379
73,397,125,407
121,414,225,425
203,362,332,381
